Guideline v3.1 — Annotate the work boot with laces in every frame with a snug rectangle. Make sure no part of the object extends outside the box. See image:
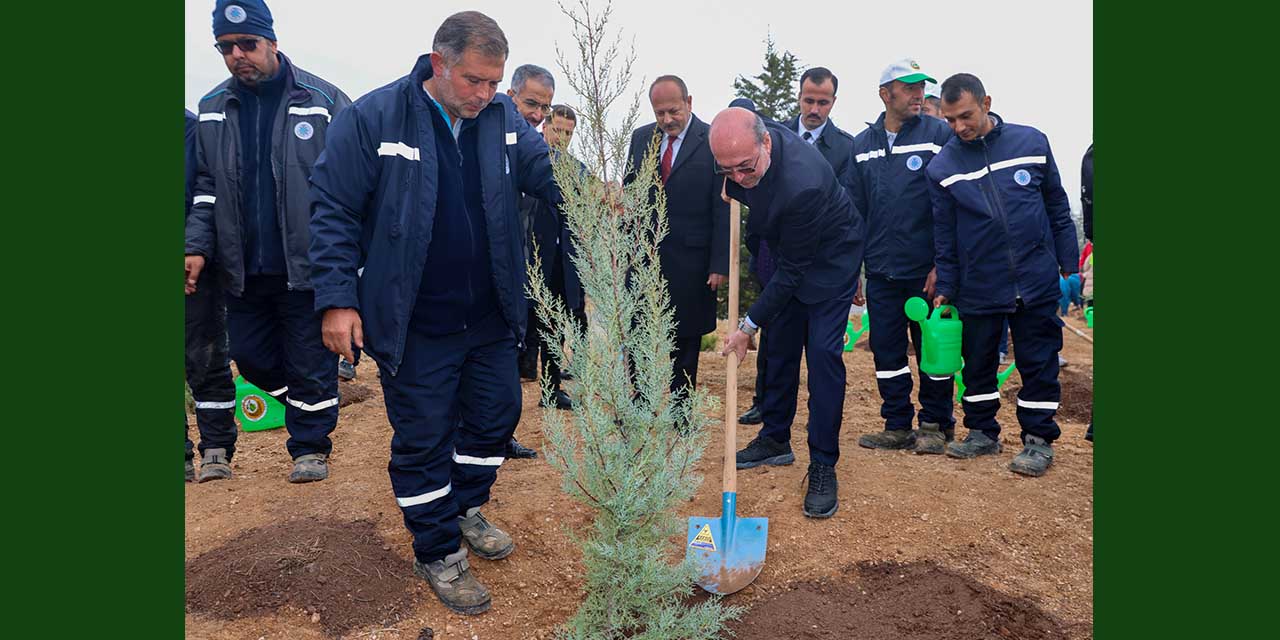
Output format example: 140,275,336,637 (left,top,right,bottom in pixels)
458,508,515,560
945,431,1003,459
802,462,839,518
198,448,232,483
289,453,329,483
913,422,949,455
414,545,492,615
1009,435,1055,477
858,428,915,450
736,434,795,469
